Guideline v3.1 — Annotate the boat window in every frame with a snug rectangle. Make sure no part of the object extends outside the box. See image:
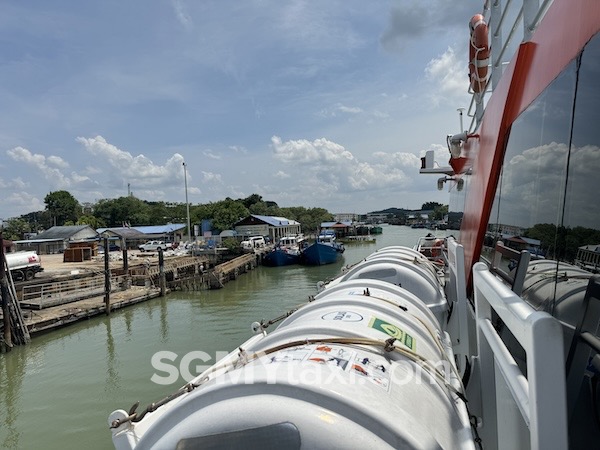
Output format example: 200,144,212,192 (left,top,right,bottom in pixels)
176,422,301,449
563,33,600,271
484,32,600,317
483,59,576,266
